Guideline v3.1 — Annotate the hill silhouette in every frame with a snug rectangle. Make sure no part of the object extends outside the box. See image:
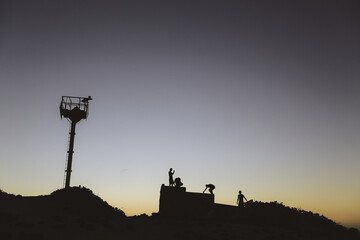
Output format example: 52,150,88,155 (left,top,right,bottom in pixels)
0,187,126,240
0,186,359,240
